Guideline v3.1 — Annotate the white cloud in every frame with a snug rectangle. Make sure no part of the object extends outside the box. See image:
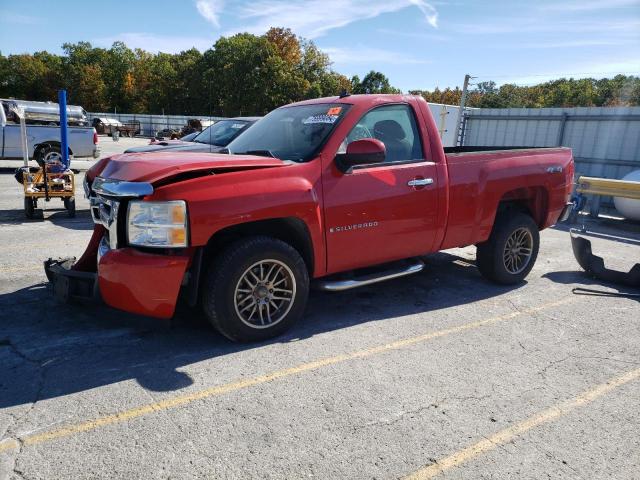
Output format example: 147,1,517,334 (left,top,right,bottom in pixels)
195,0,224,28
0,13,42,25
94,33,215,53
450,19,640,35
323,45,429,65
540,0,640,12
490,58,640,86
507,39,626,49
226,0,438,39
